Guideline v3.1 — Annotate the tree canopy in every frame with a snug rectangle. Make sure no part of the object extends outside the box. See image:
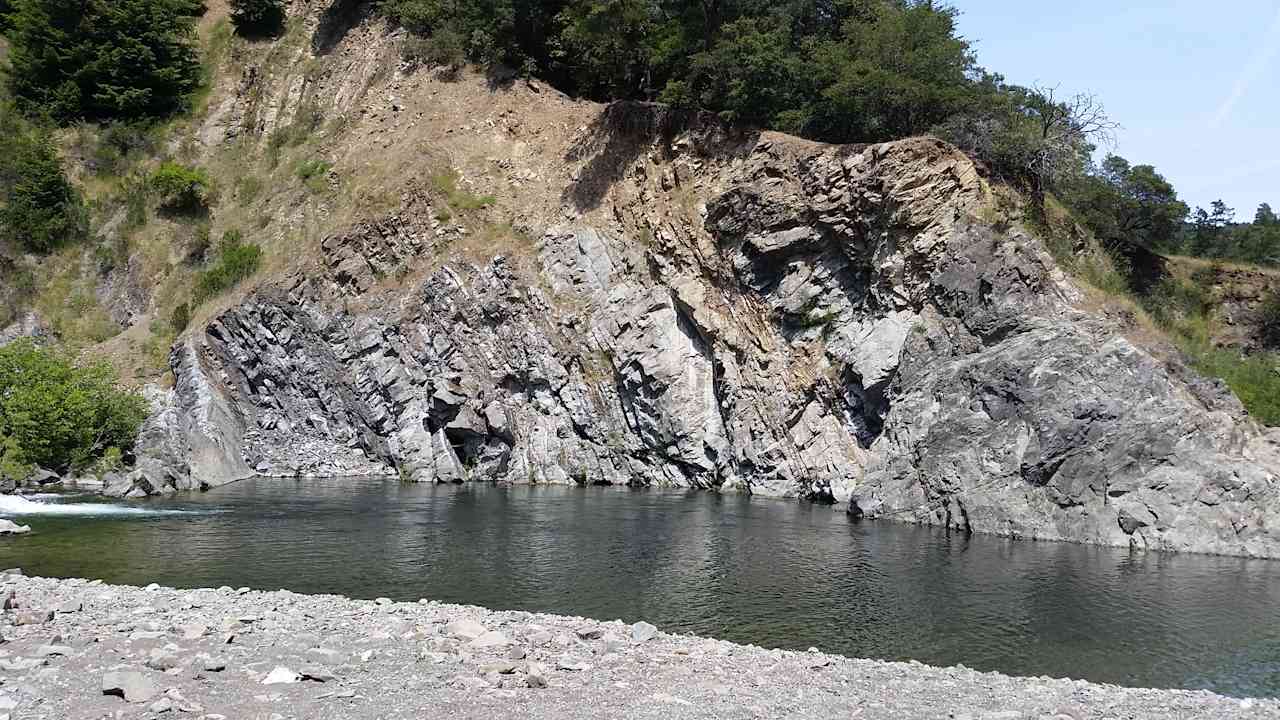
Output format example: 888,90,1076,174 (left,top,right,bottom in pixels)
4,0,203,122
1063,155,1188,253
0,339,147,477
